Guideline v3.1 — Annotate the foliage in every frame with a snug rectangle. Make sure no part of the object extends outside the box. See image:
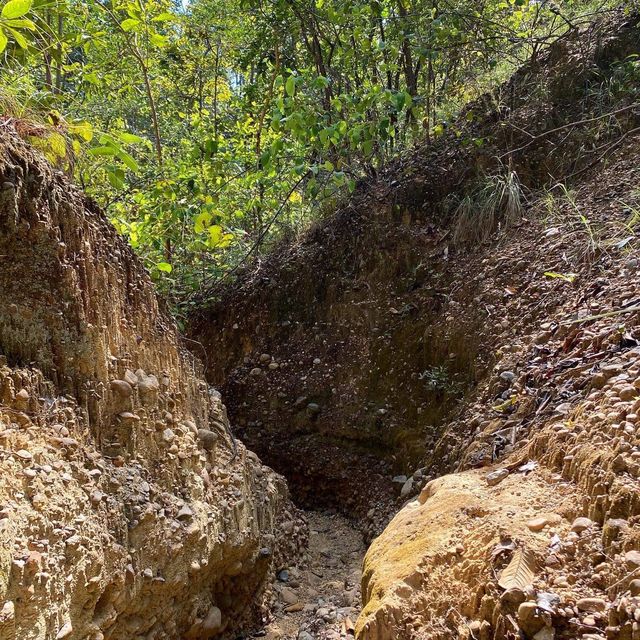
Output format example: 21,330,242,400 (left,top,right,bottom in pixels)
0,0,618,308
